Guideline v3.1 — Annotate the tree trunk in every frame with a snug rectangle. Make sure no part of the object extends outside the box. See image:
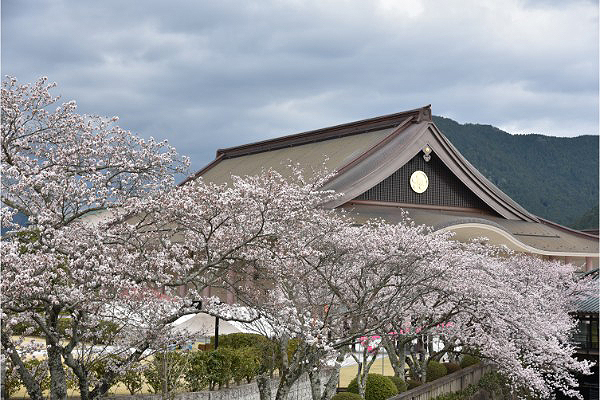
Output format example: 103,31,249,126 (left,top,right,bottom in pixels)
308,368,322,400
353,347,378,399
47,343,68,400
1,335,44,400
427,335,434,358
257,373,272,400
1,356,7,400
319,352,345,400
382,335,408,380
